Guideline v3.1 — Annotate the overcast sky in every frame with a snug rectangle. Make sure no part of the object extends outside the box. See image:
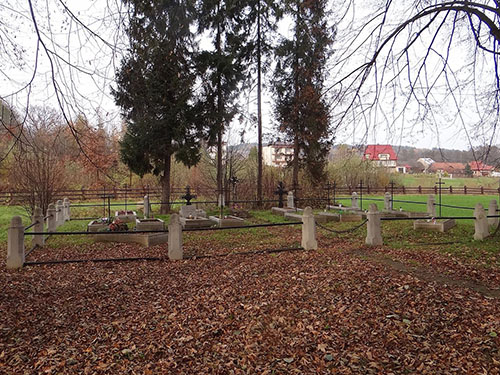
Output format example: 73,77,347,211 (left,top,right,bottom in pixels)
1,0,498,152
